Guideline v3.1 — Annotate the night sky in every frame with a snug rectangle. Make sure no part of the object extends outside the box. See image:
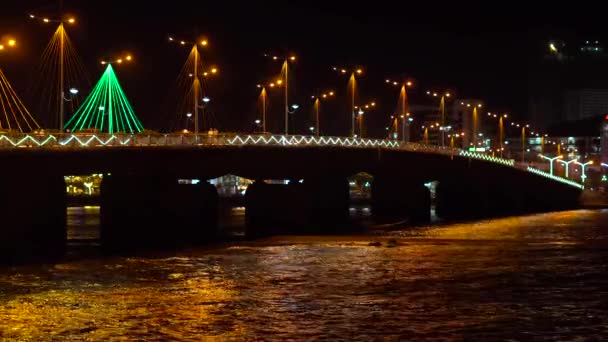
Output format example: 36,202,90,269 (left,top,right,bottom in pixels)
0,1,603,136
